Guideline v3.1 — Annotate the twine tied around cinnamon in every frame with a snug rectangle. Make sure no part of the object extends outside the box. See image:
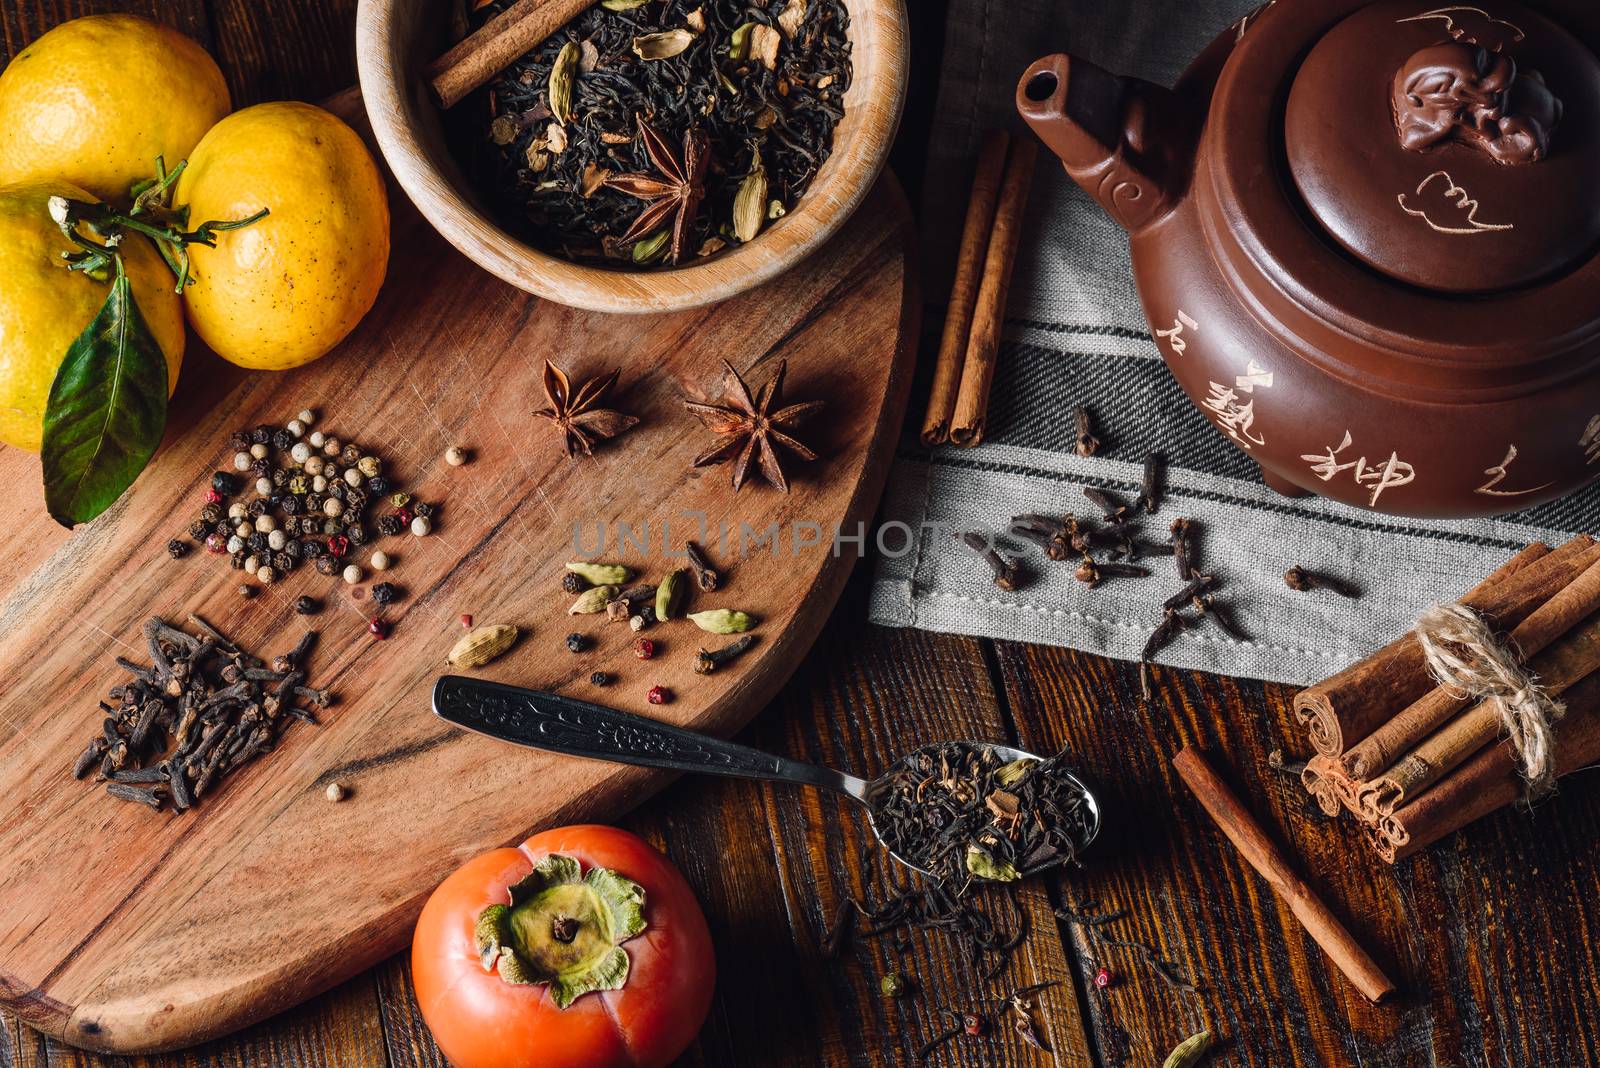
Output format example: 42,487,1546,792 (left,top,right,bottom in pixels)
1414,602,1566,798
